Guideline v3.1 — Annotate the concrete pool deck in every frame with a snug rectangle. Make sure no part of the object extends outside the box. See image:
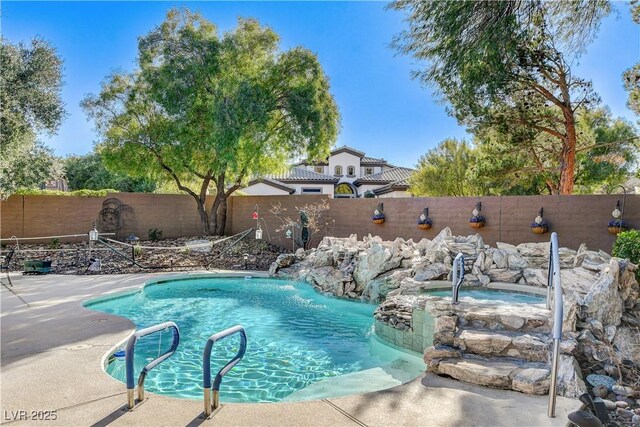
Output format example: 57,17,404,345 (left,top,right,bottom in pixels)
1,272,578,426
